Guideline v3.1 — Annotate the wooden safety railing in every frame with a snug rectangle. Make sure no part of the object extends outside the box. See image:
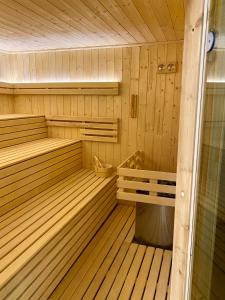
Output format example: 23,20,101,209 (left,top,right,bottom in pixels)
117,151,176,207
